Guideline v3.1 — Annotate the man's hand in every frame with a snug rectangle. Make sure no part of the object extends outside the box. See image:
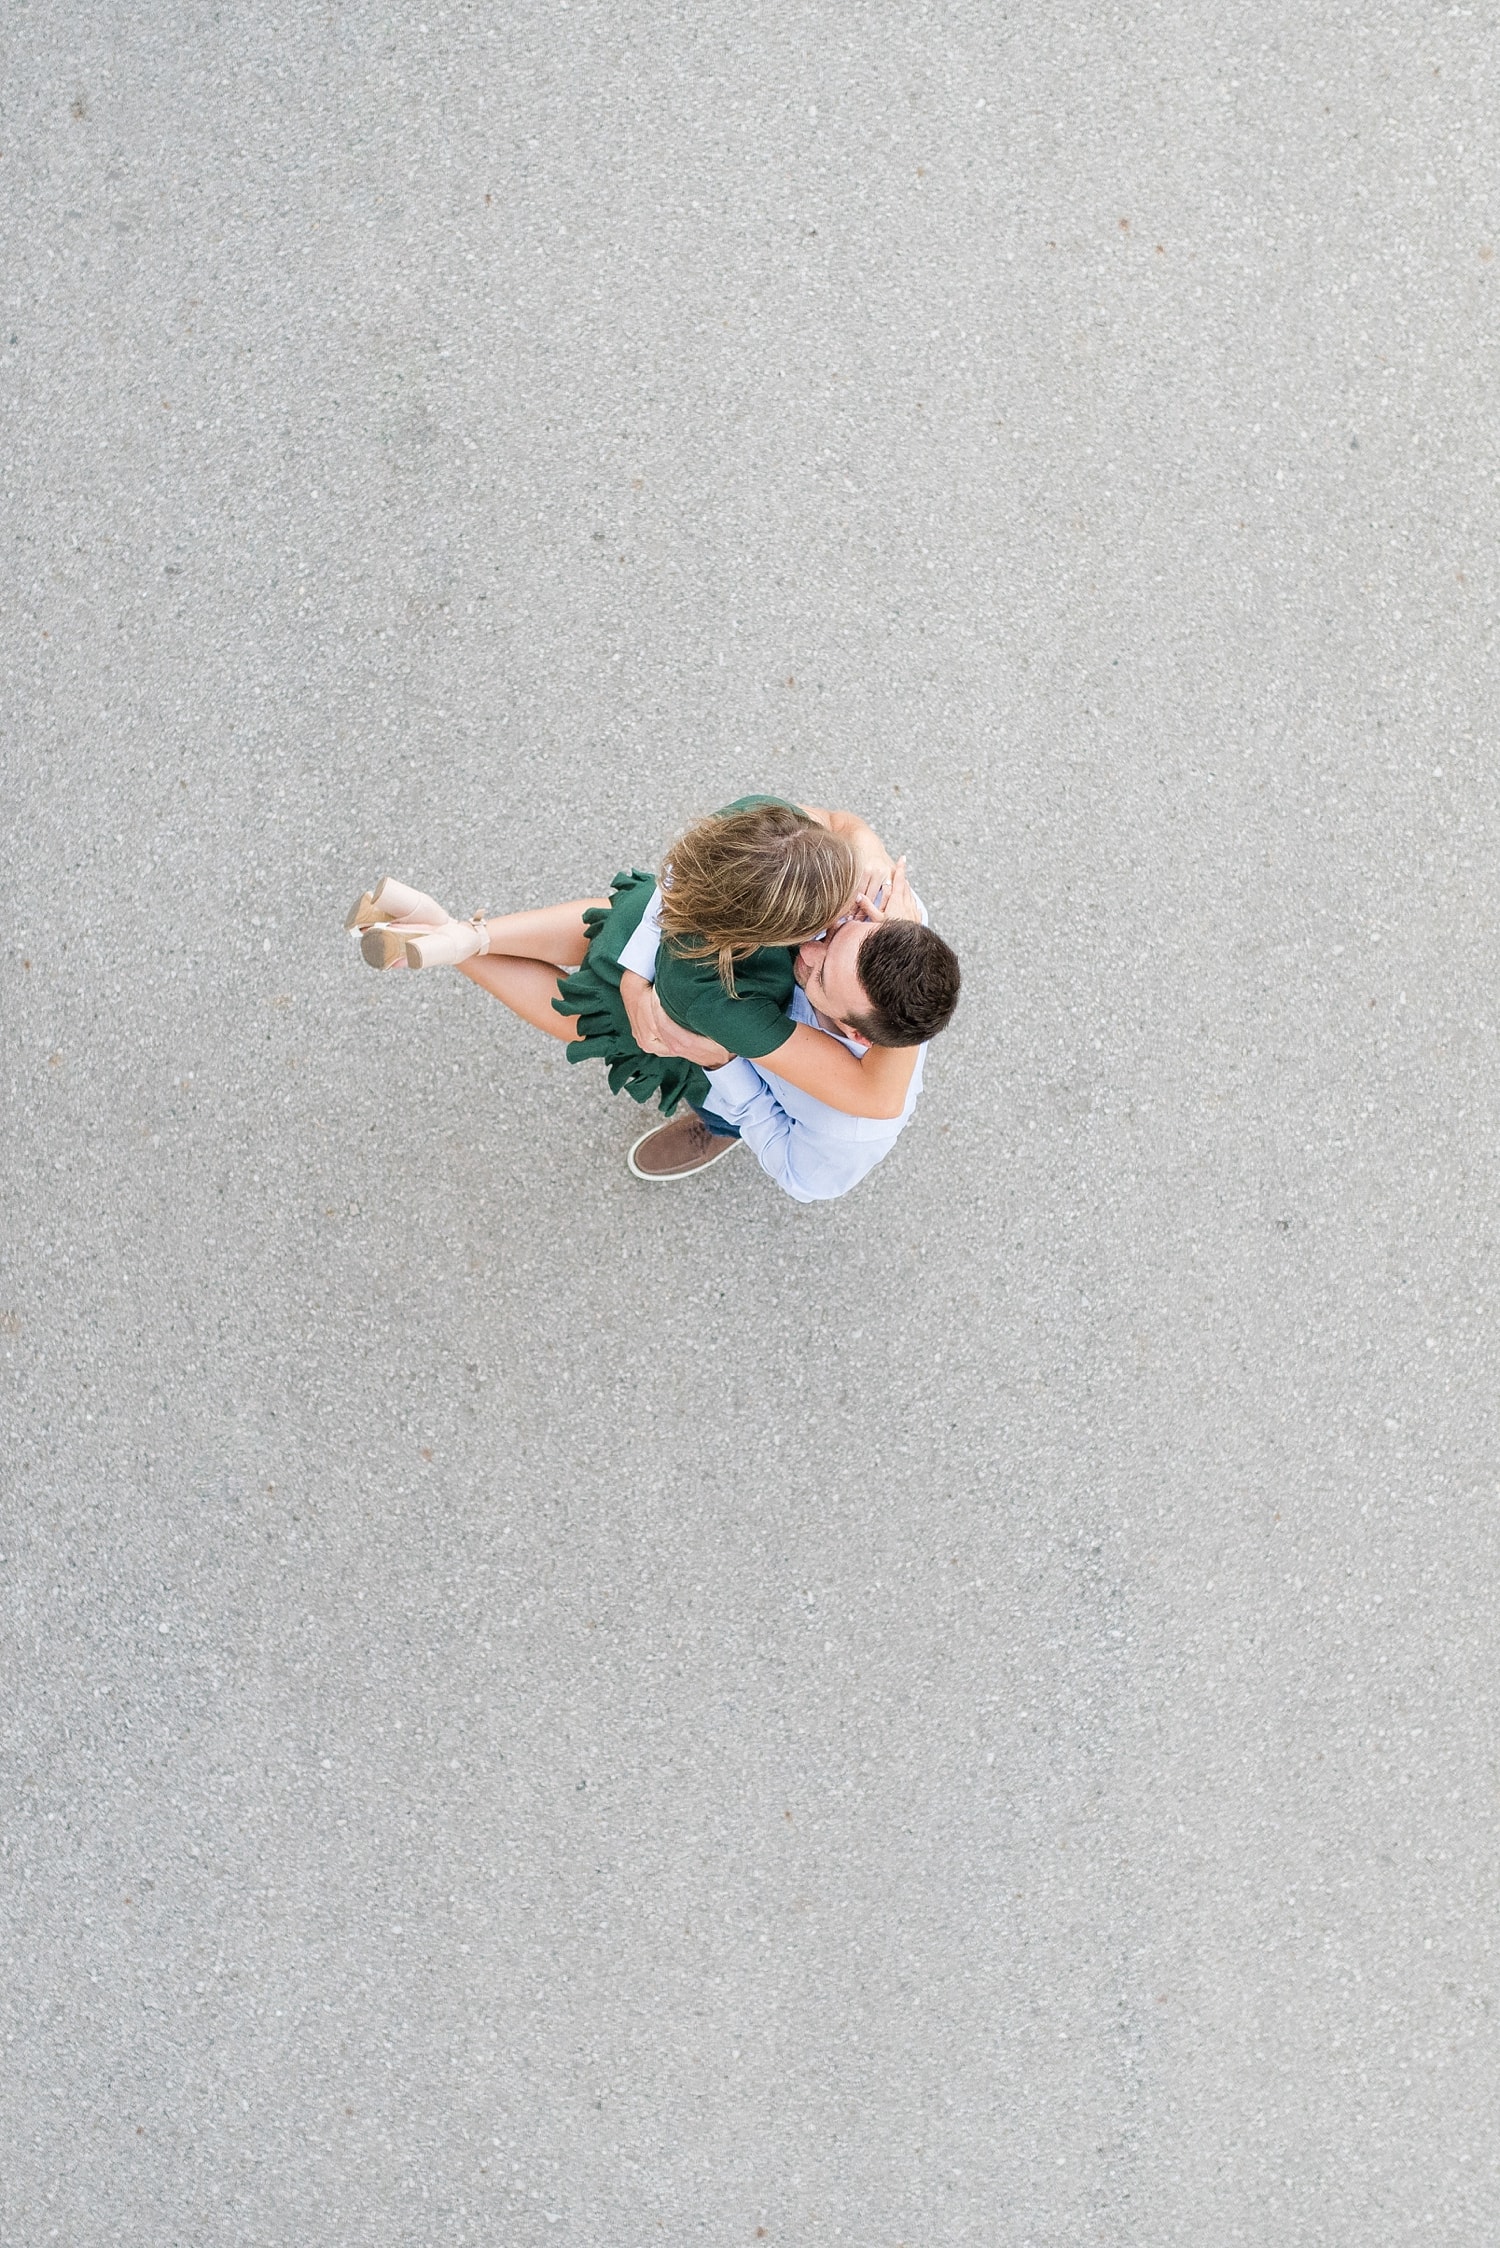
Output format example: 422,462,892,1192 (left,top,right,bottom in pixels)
850,854,920,925
621,970,732,1068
